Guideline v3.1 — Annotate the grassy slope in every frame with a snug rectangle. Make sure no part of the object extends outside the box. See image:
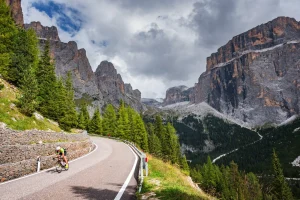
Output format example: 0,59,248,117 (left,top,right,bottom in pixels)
0,78,61,131
139,155,214,200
